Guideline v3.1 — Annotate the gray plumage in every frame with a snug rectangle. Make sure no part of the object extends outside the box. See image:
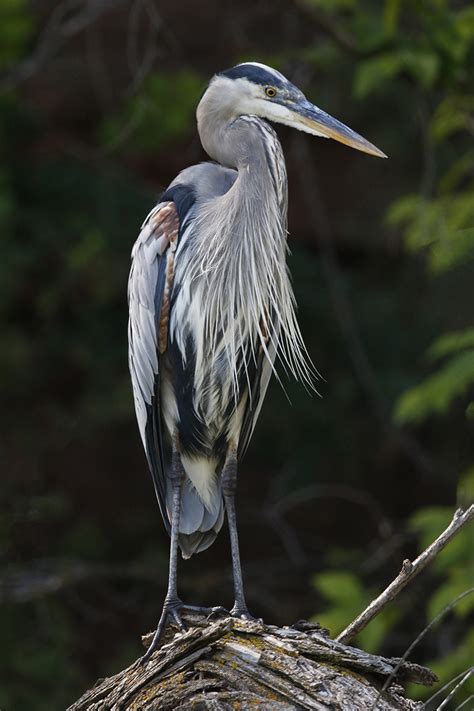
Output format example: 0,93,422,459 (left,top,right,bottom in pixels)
127,62,385,659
